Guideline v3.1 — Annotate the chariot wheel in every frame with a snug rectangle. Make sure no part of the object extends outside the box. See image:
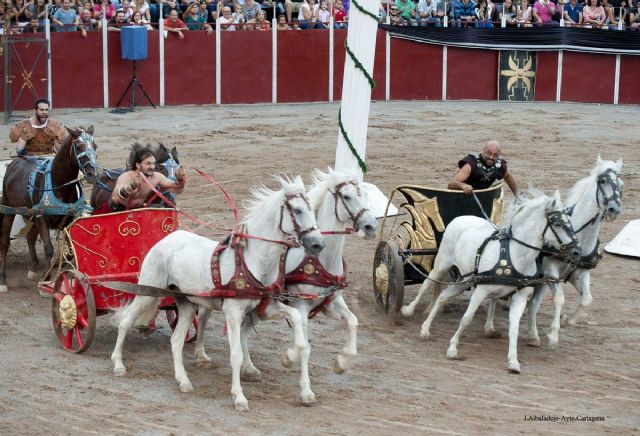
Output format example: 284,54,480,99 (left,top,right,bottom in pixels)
51,269,96,353
373,240,405,314
165,308,199,343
